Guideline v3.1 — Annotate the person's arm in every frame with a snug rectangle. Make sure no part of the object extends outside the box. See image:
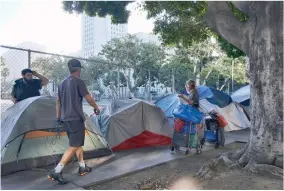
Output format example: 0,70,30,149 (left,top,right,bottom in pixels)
11,85,17,104
32,71,49,86
78,80,100,114
178,94,194,105
84,94,100,111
